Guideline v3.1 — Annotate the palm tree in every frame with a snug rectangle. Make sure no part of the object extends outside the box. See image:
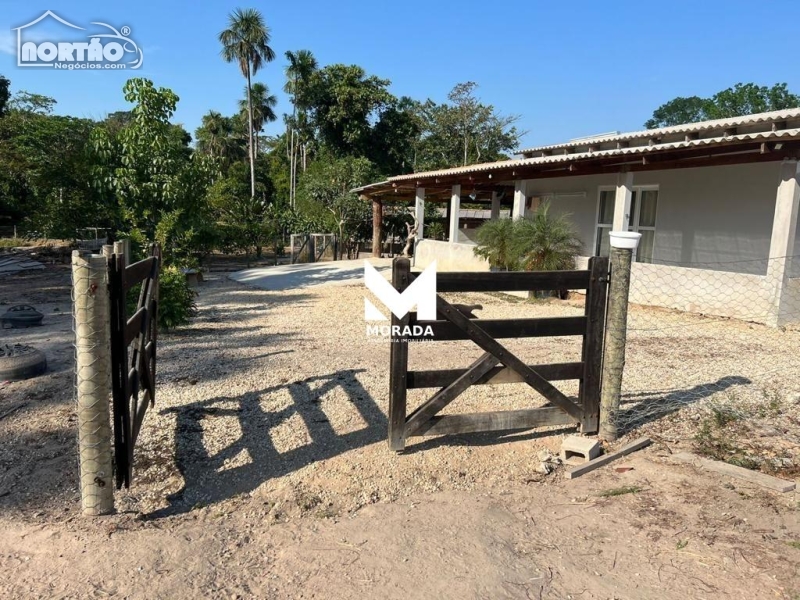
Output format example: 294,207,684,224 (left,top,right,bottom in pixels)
473,218,519,271
238,82,277,157
219,8,275,197
284,49,318,207
512,201,583,271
